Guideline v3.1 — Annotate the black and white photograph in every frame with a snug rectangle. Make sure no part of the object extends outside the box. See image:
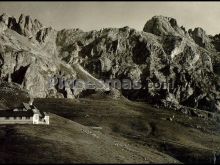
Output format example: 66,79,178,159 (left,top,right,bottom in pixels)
0,1,219,164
